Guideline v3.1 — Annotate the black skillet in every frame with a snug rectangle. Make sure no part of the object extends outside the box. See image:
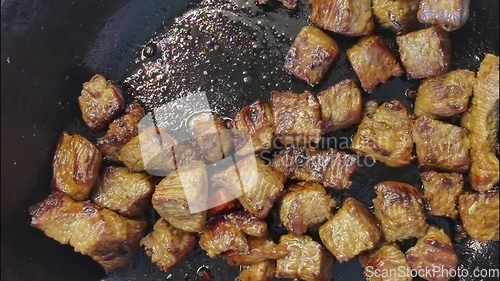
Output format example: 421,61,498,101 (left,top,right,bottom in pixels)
1,0,499,280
